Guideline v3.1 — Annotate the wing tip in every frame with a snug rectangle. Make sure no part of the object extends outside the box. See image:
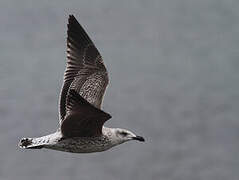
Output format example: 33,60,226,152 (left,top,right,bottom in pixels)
68,14,76,22
67,14,93,46
68,14,77,27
